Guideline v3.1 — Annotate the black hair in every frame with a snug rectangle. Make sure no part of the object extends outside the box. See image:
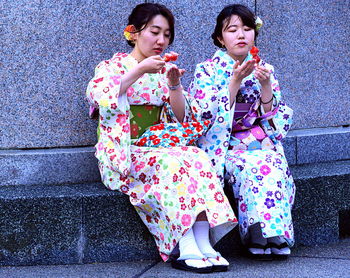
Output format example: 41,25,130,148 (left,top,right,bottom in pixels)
125,3,175,47
211,4,258,48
